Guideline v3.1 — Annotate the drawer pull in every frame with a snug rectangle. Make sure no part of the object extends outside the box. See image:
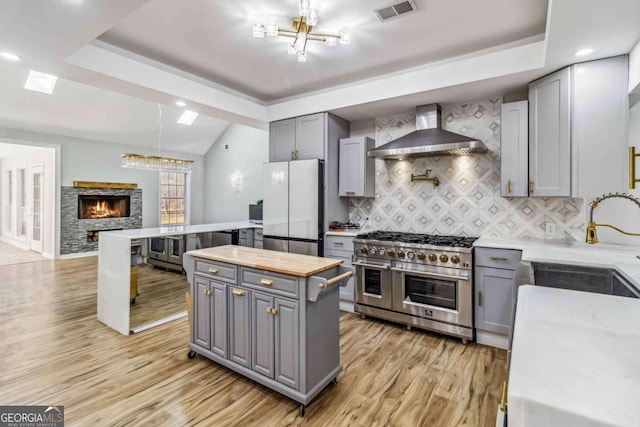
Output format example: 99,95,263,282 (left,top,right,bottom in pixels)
500,381,508,412
232,289,245,296
260,278,274,286
490,256,508,261
333,242,344,246
478,291,482,306
208,268,219,274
